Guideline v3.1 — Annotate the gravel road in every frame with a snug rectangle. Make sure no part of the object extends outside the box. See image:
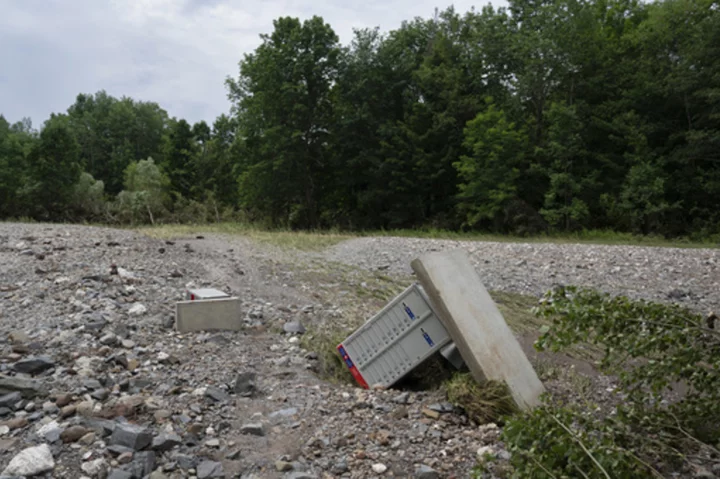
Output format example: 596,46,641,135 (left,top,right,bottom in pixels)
324,237,720,313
